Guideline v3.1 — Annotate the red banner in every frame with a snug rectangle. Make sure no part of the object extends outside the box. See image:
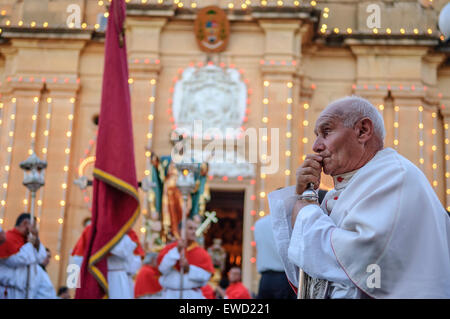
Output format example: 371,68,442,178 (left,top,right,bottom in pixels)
75,0,139,299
